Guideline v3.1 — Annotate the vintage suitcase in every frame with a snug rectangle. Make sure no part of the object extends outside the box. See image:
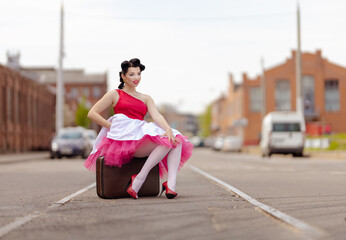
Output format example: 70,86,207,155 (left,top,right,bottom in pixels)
96,156,160,199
